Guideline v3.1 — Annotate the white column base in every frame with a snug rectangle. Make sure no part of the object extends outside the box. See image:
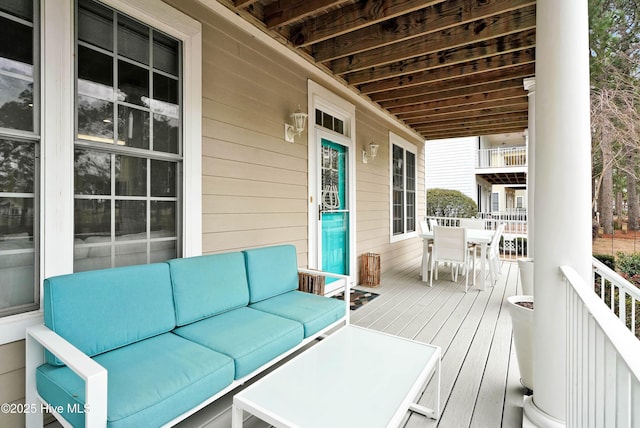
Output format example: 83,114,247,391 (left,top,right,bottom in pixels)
523,396,565,428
